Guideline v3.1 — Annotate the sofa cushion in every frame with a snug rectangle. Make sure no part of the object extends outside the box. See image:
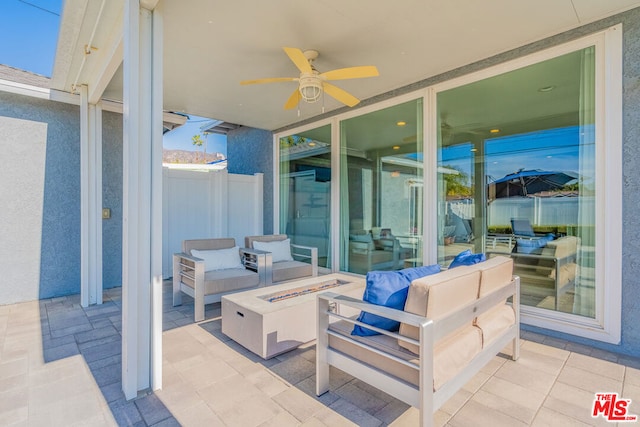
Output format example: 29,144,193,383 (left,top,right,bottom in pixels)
191,247,243,271
399,266,480,354
332,319,483,391
272,260,311,283
330,320,420,386
474,256,515,344
352,265,441,336
253,238,294,262
449,249,486,268
180,267,259,294
477,256,513,297
544,235,579,260
349,230,373,243
475,305,515,347
433,325,483,390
